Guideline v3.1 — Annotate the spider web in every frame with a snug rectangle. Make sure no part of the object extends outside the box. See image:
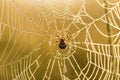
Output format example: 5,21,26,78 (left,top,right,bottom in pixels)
0,0,120,80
